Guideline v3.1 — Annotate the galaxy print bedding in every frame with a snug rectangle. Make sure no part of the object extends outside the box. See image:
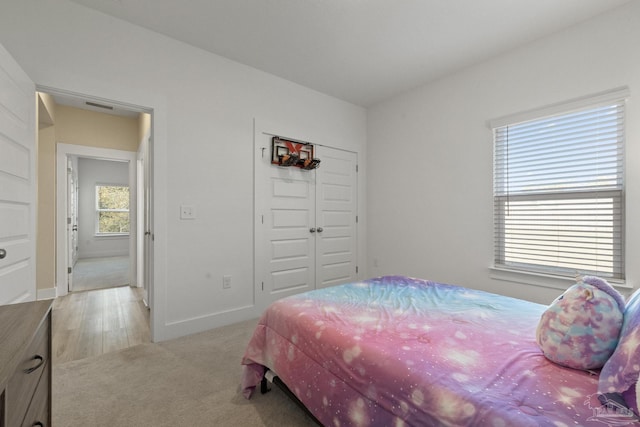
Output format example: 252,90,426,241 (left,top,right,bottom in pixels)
241,276,621,426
